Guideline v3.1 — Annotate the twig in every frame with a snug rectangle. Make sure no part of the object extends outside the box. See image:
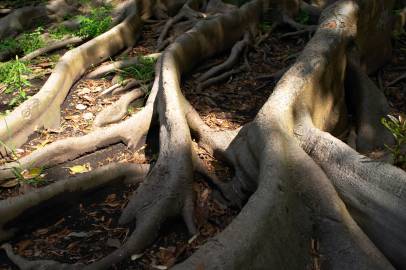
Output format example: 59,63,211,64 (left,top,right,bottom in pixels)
386,72,406,87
